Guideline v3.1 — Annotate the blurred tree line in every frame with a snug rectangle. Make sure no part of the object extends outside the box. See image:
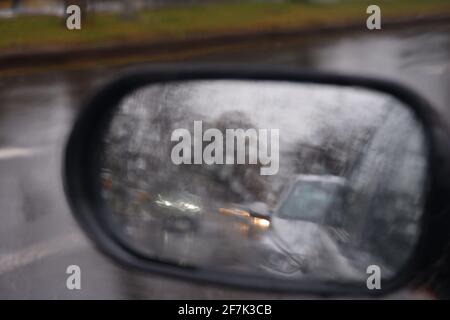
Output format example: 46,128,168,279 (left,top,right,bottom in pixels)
4,0,289,20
